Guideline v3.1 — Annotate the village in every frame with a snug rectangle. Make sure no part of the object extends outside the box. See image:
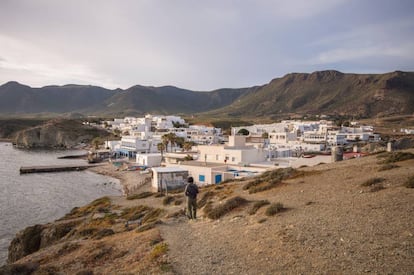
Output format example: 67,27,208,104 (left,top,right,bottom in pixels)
85,114,387,193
